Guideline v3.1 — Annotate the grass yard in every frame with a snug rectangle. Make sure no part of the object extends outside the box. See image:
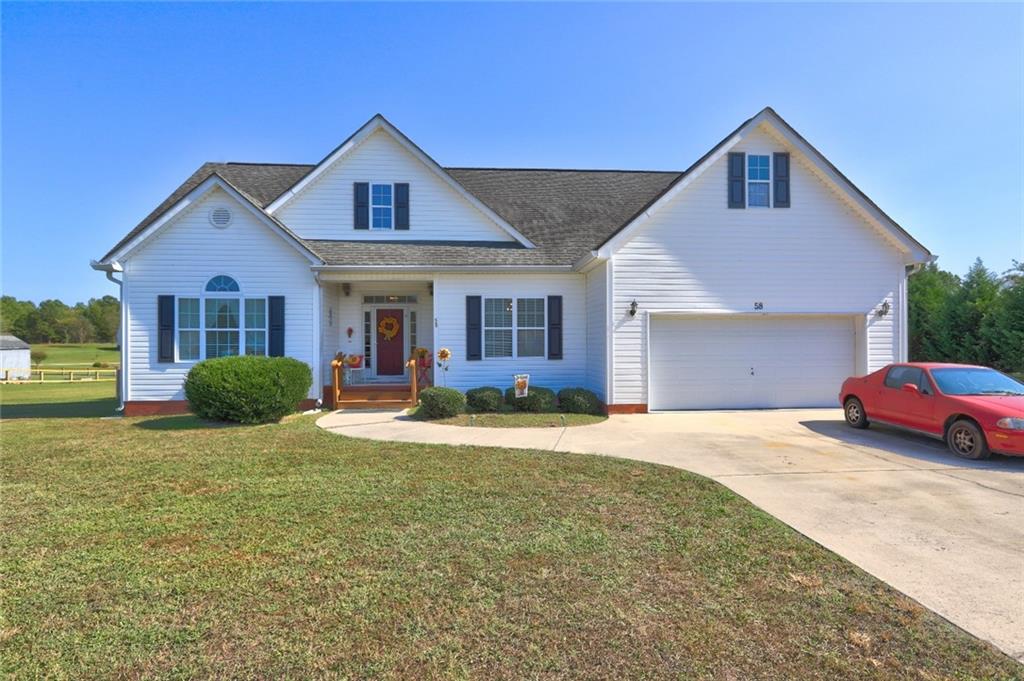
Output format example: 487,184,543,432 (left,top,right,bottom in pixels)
1,410,1019,679
0,380,117,418
30,342,120,368
409,405,606,428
